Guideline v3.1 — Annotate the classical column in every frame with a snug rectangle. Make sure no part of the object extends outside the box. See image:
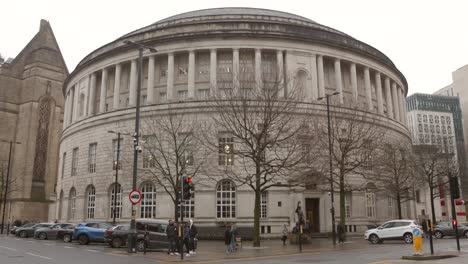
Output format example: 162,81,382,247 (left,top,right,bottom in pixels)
113,64,121,110
375,72,383,115
73,85,79,121
310,54,318,100
398,87,406,124
364,67,372,111
276,50,284,98
63,92,69,126
334,59,344,104
255,48,262,92
402,88,408,125
317,55,325,98
129,60,137,106
210,49,217,91
188,51,196,98
391,82,400,122
384,77,393,119
88,73,97,116
167,53,174,100
147,56,155,104
99,68,108,113
68,89,74,124
233,48,239,92
350,63,358,102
